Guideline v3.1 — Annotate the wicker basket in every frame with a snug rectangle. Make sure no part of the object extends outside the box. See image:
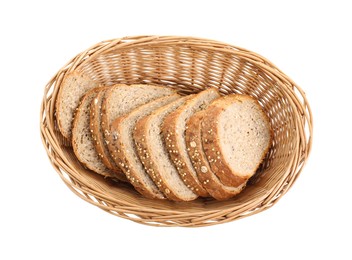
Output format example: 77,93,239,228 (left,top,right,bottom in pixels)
40,36,312,227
